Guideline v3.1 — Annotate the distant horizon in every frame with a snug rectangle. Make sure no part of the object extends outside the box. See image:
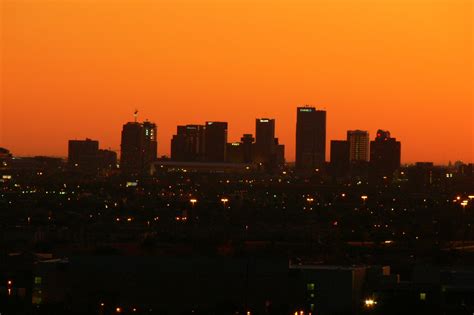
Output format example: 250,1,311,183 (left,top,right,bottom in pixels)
1,111,473,164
